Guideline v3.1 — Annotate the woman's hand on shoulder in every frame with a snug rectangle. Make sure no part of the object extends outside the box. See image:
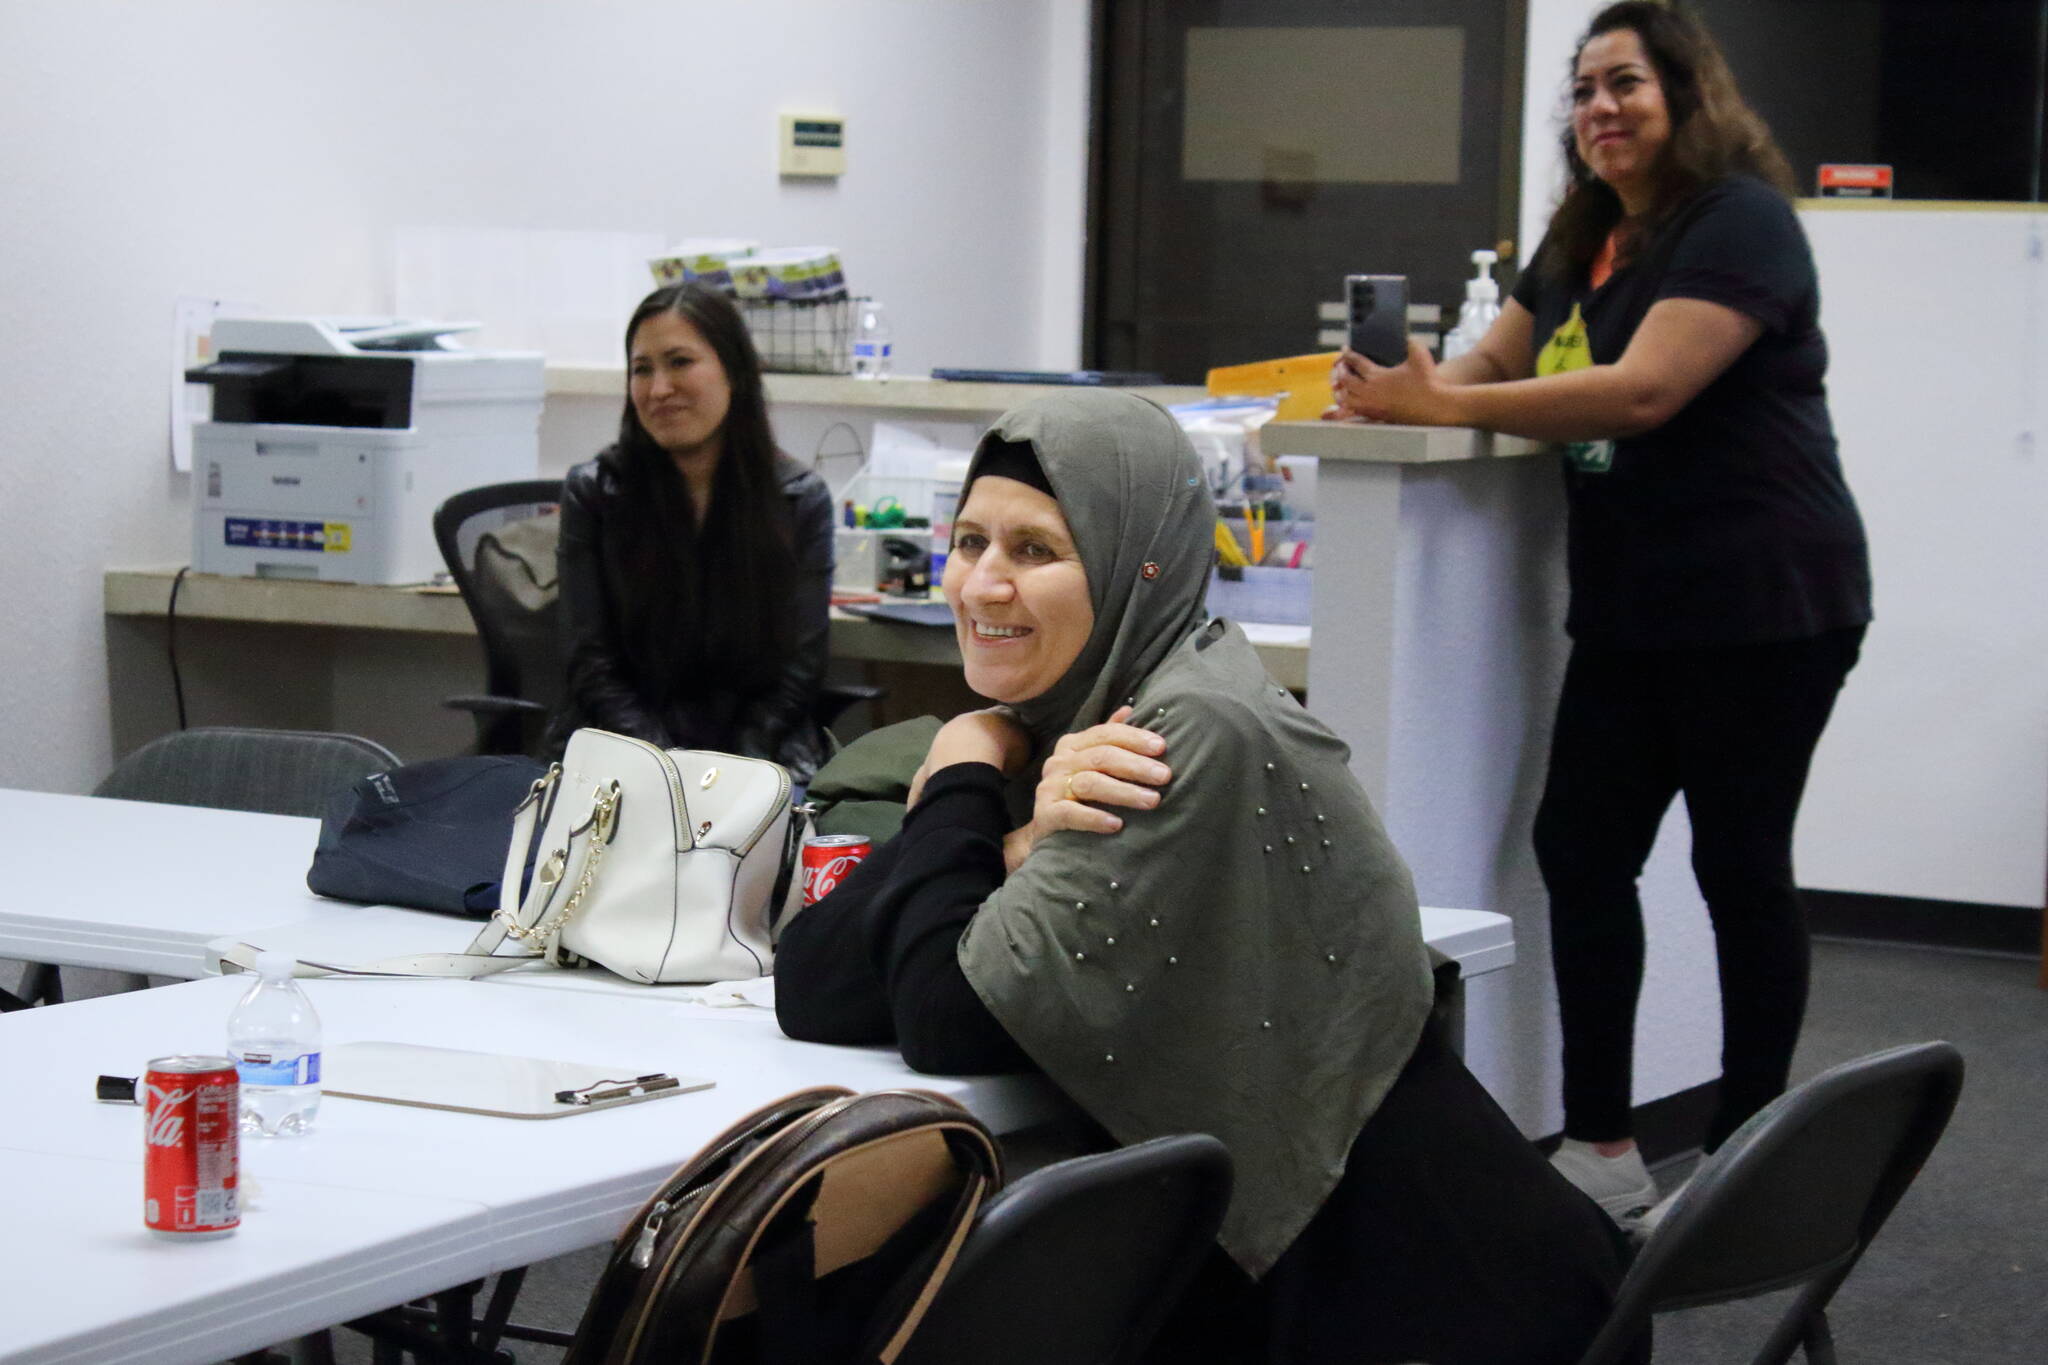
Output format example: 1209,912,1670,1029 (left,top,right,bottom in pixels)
1004,706,1171,874
1327,340,1462,426
906,708,1034,808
